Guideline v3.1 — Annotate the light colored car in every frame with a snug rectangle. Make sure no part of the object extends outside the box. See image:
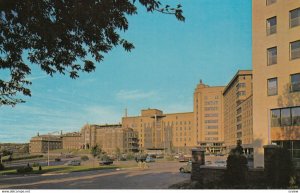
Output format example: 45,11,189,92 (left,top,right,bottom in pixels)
66,160,81,166
179,161,192,173
213,160,226,167
145,156,155,163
